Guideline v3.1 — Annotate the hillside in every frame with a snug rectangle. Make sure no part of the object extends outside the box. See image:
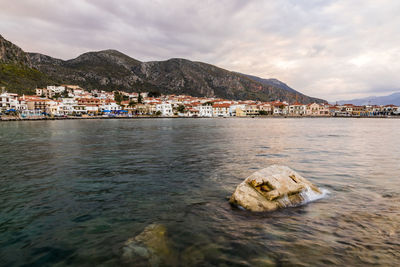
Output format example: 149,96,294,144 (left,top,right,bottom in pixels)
0,34,57,94
1,34,325,103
